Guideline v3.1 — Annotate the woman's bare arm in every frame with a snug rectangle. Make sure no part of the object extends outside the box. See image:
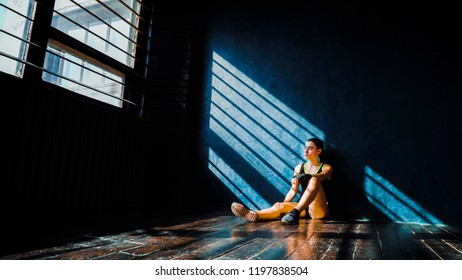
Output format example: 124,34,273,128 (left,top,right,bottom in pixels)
283,163,303,202
311,164,333,182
